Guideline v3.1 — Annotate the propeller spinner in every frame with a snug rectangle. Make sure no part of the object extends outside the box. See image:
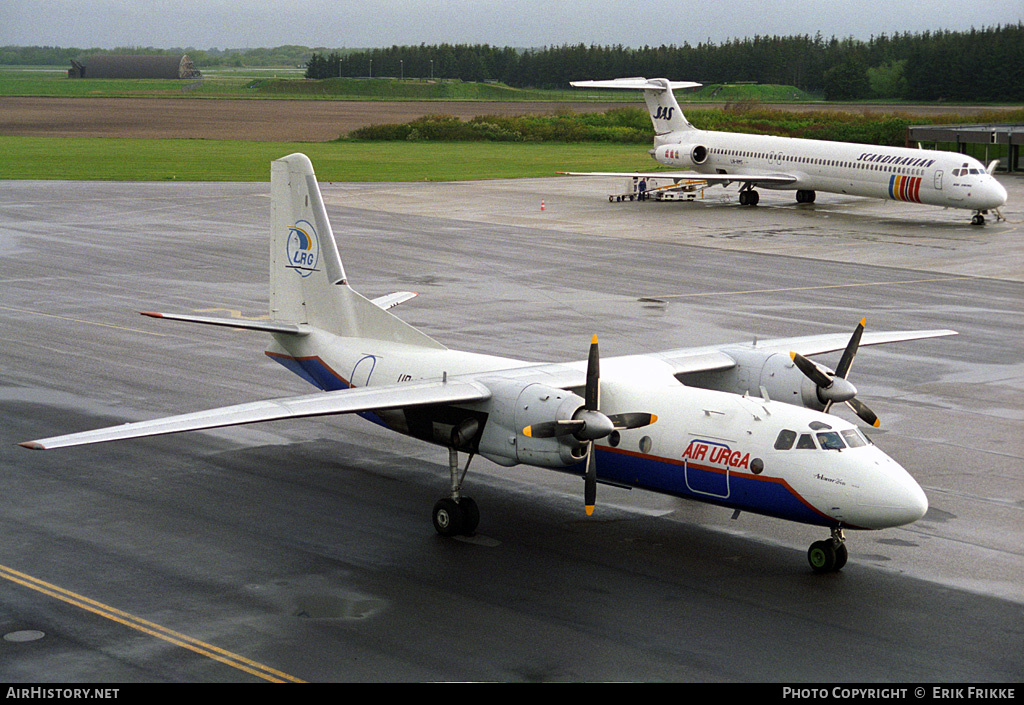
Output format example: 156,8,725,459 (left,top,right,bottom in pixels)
523,335,657,515
790,318,880,427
